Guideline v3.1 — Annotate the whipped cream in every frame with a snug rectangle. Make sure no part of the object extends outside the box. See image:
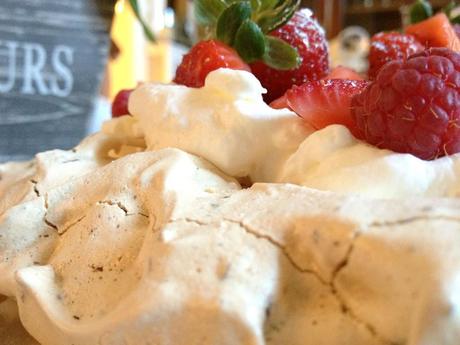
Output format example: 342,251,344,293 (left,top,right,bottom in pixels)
126,68,460,198
280,125,460,198
129,68,312,182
